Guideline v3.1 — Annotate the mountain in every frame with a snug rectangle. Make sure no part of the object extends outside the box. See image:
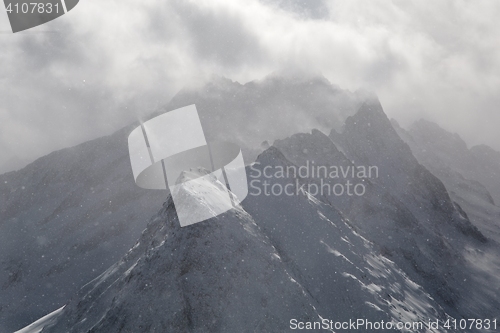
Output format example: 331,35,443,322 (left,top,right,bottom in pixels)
0,126,166,332
5,73,500,332
273,101,491,319
392,118,500,248
0,74,366,331
42,151,448,333
161,73,366,163
393,119,500,314
40,110,499,330
0,156,29,175
393,119,500,207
